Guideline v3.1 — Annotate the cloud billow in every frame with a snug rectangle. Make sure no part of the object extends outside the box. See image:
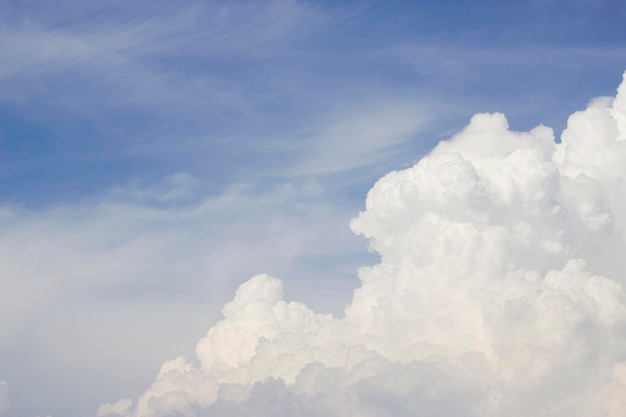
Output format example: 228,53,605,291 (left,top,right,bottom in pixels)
98,72,626,417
